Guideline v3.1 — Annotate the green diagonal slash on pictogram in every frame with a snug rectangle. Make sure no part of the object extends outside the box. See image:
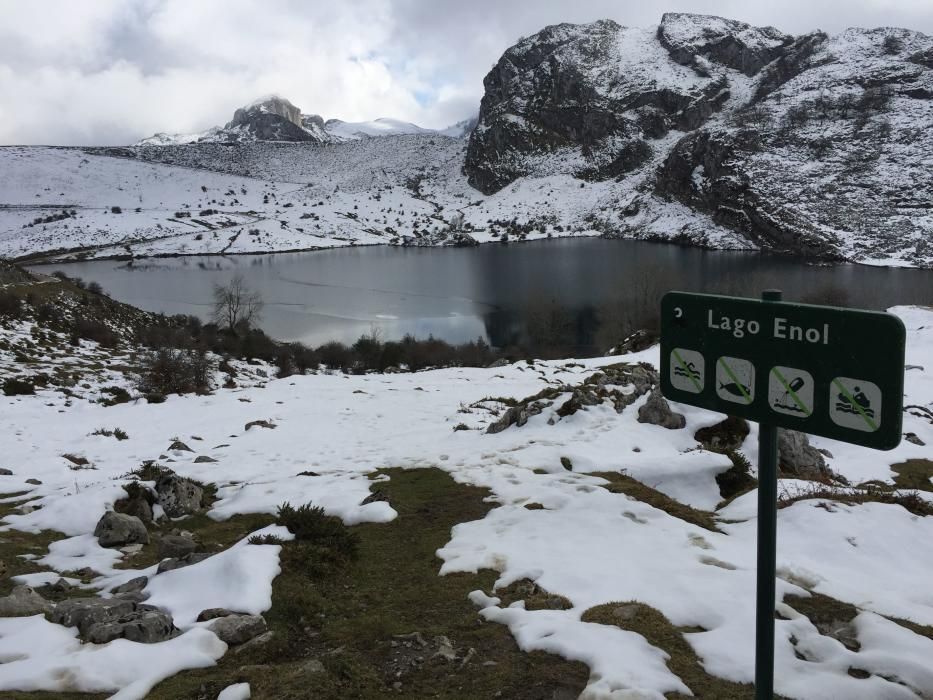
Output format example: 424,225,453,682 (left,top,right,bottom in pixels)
833,378,879,431
718,357,753,404
672,349,702,392
771,367,811,416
